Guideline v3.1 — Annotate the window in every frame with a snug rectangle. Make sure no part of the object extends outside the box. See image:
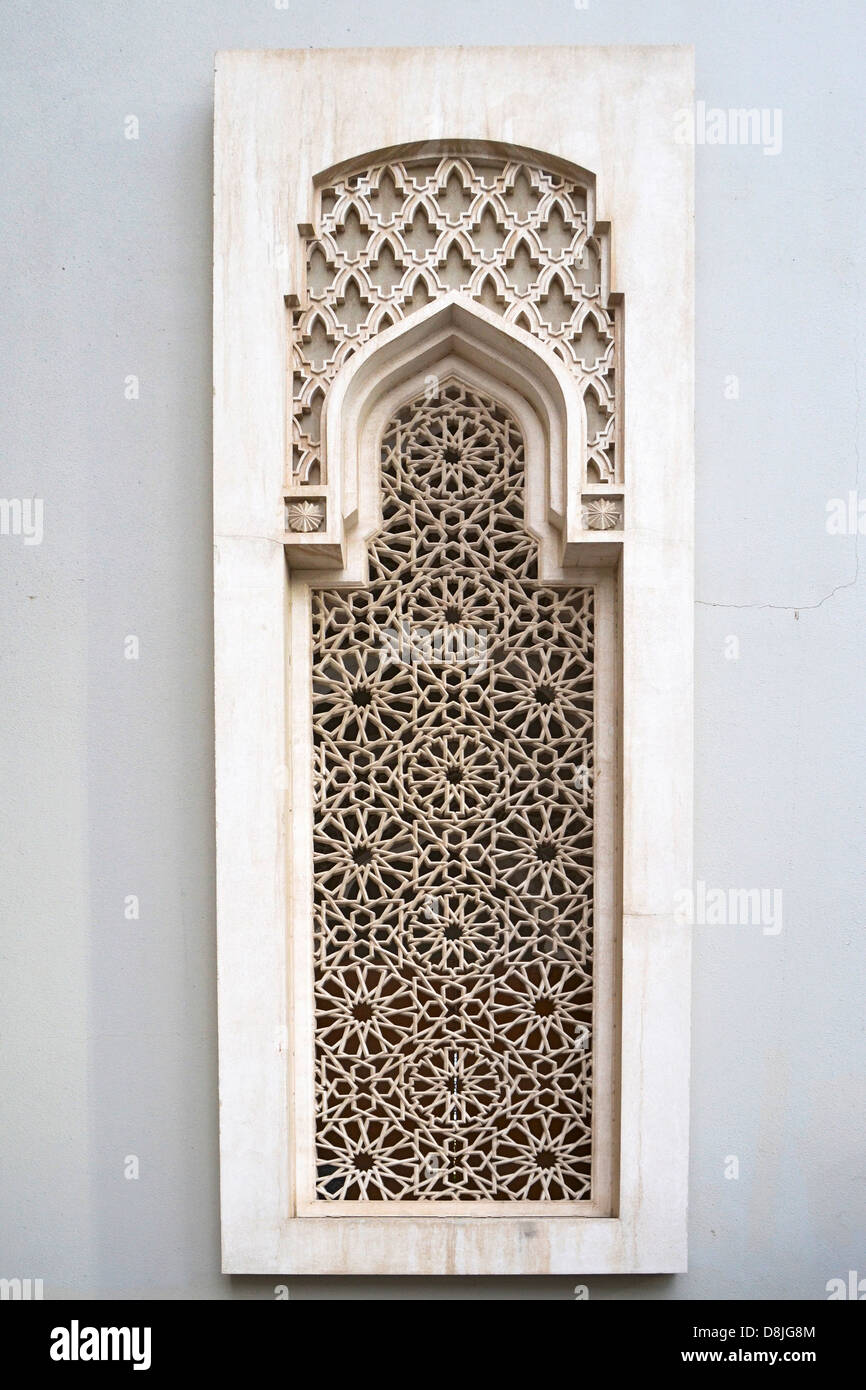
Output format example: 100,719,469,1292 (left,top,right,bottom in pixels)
215,47,693,1275
283,144,622,1217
